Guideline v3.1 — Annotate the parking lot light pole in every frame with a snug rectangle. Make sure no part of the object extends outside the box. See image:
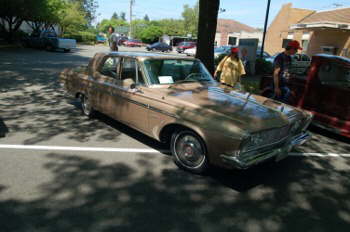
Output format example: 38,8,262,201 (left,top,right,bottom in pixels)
261,0,271,58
